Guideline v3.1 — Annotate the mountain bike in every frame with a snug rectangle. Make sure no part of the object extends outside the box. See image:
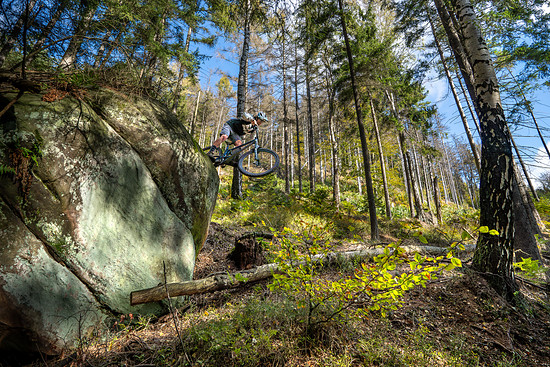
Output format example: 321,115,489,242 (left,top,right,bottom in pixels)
203,126,279,177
